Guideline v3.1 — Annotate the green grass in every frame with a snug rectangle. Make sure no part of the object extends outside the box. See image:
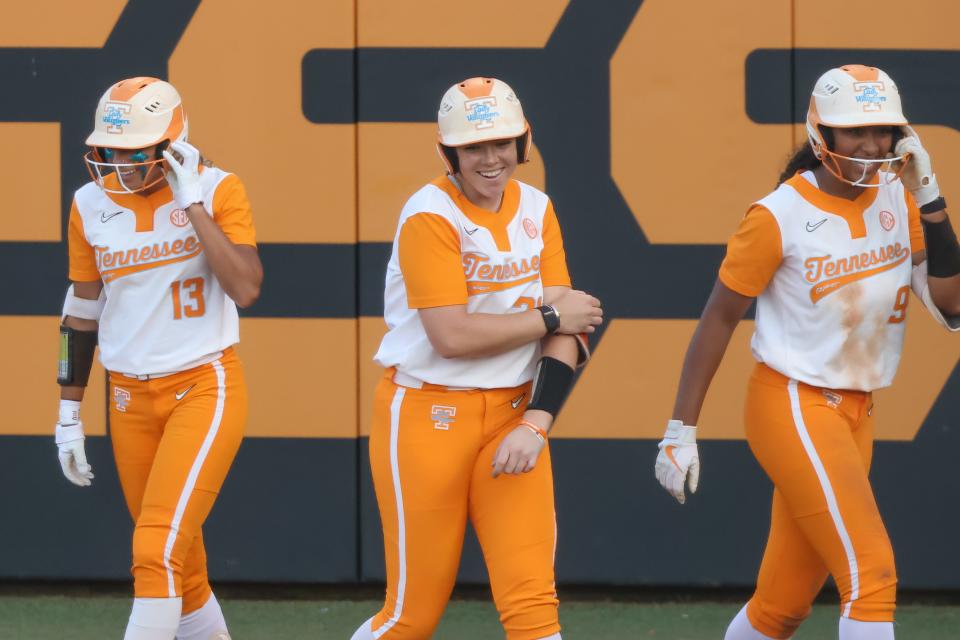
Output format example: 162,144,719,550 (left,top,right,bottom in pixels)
0,595,957,639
